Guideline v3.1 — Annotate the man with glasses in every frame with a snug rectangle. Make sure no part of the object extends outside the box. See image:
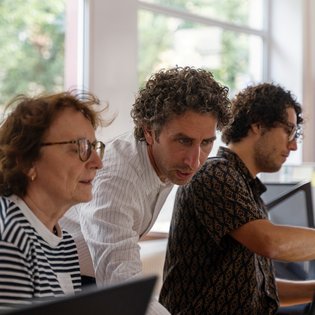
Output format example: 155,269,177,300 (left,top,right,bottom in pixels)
159,82,315,315
62,66,231,315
